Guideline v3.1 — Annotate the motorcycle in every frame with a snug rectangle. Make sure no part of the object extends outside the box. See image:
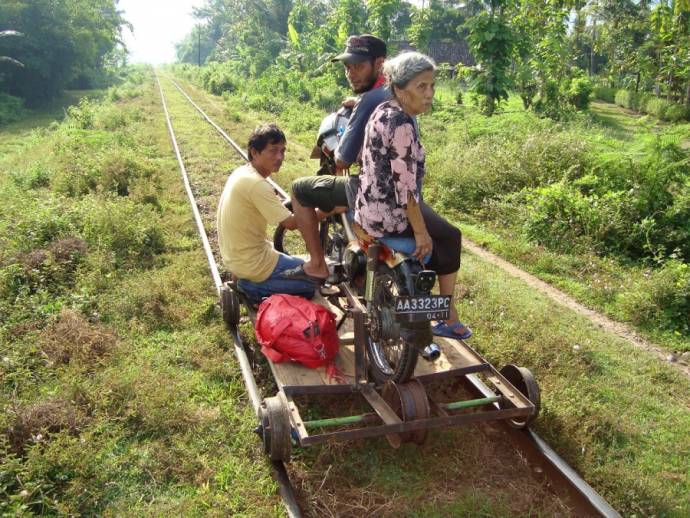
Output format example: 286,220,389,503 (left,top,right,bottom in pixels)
273,108,449,384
